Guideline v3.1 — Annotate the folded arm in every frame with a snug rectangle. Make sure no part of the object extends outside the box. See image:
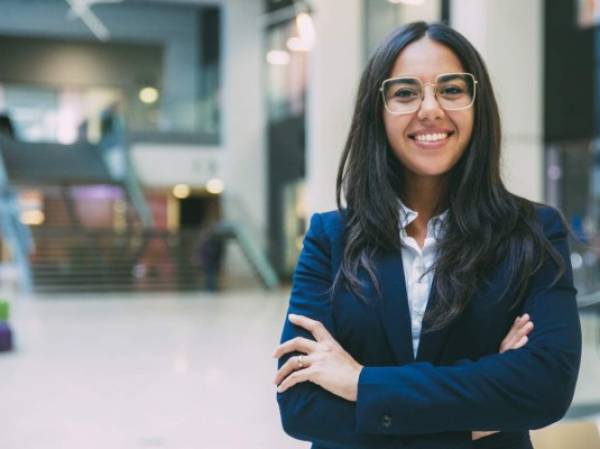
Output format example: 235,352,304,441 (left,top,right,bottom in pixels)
276,213,401,449
276,210,581,444
356,212,581,435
